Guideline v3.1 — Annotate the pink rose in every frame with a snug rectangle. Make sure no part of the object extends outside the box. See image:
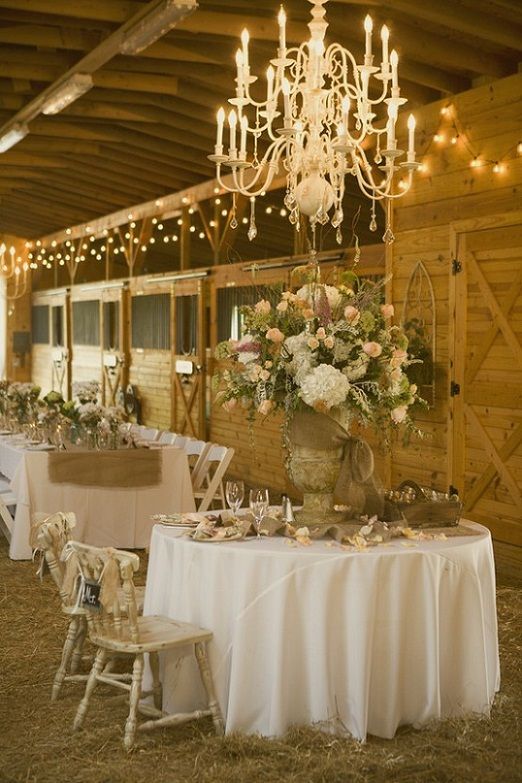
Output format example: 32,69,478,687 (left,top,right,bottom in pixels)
307,337,320,350
303,308,315,319
260,369,271,381
344,305,360,324
390,348,408,369
324,336,335,349
381,304,395,318
410,384,418,395
255,299,271,314
363,341,382,358
266,327,285,343
391,405,408,424
276,300,289,312
257,399,274,416
316,327,326,340
390,367,402,382
222,398,237,413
